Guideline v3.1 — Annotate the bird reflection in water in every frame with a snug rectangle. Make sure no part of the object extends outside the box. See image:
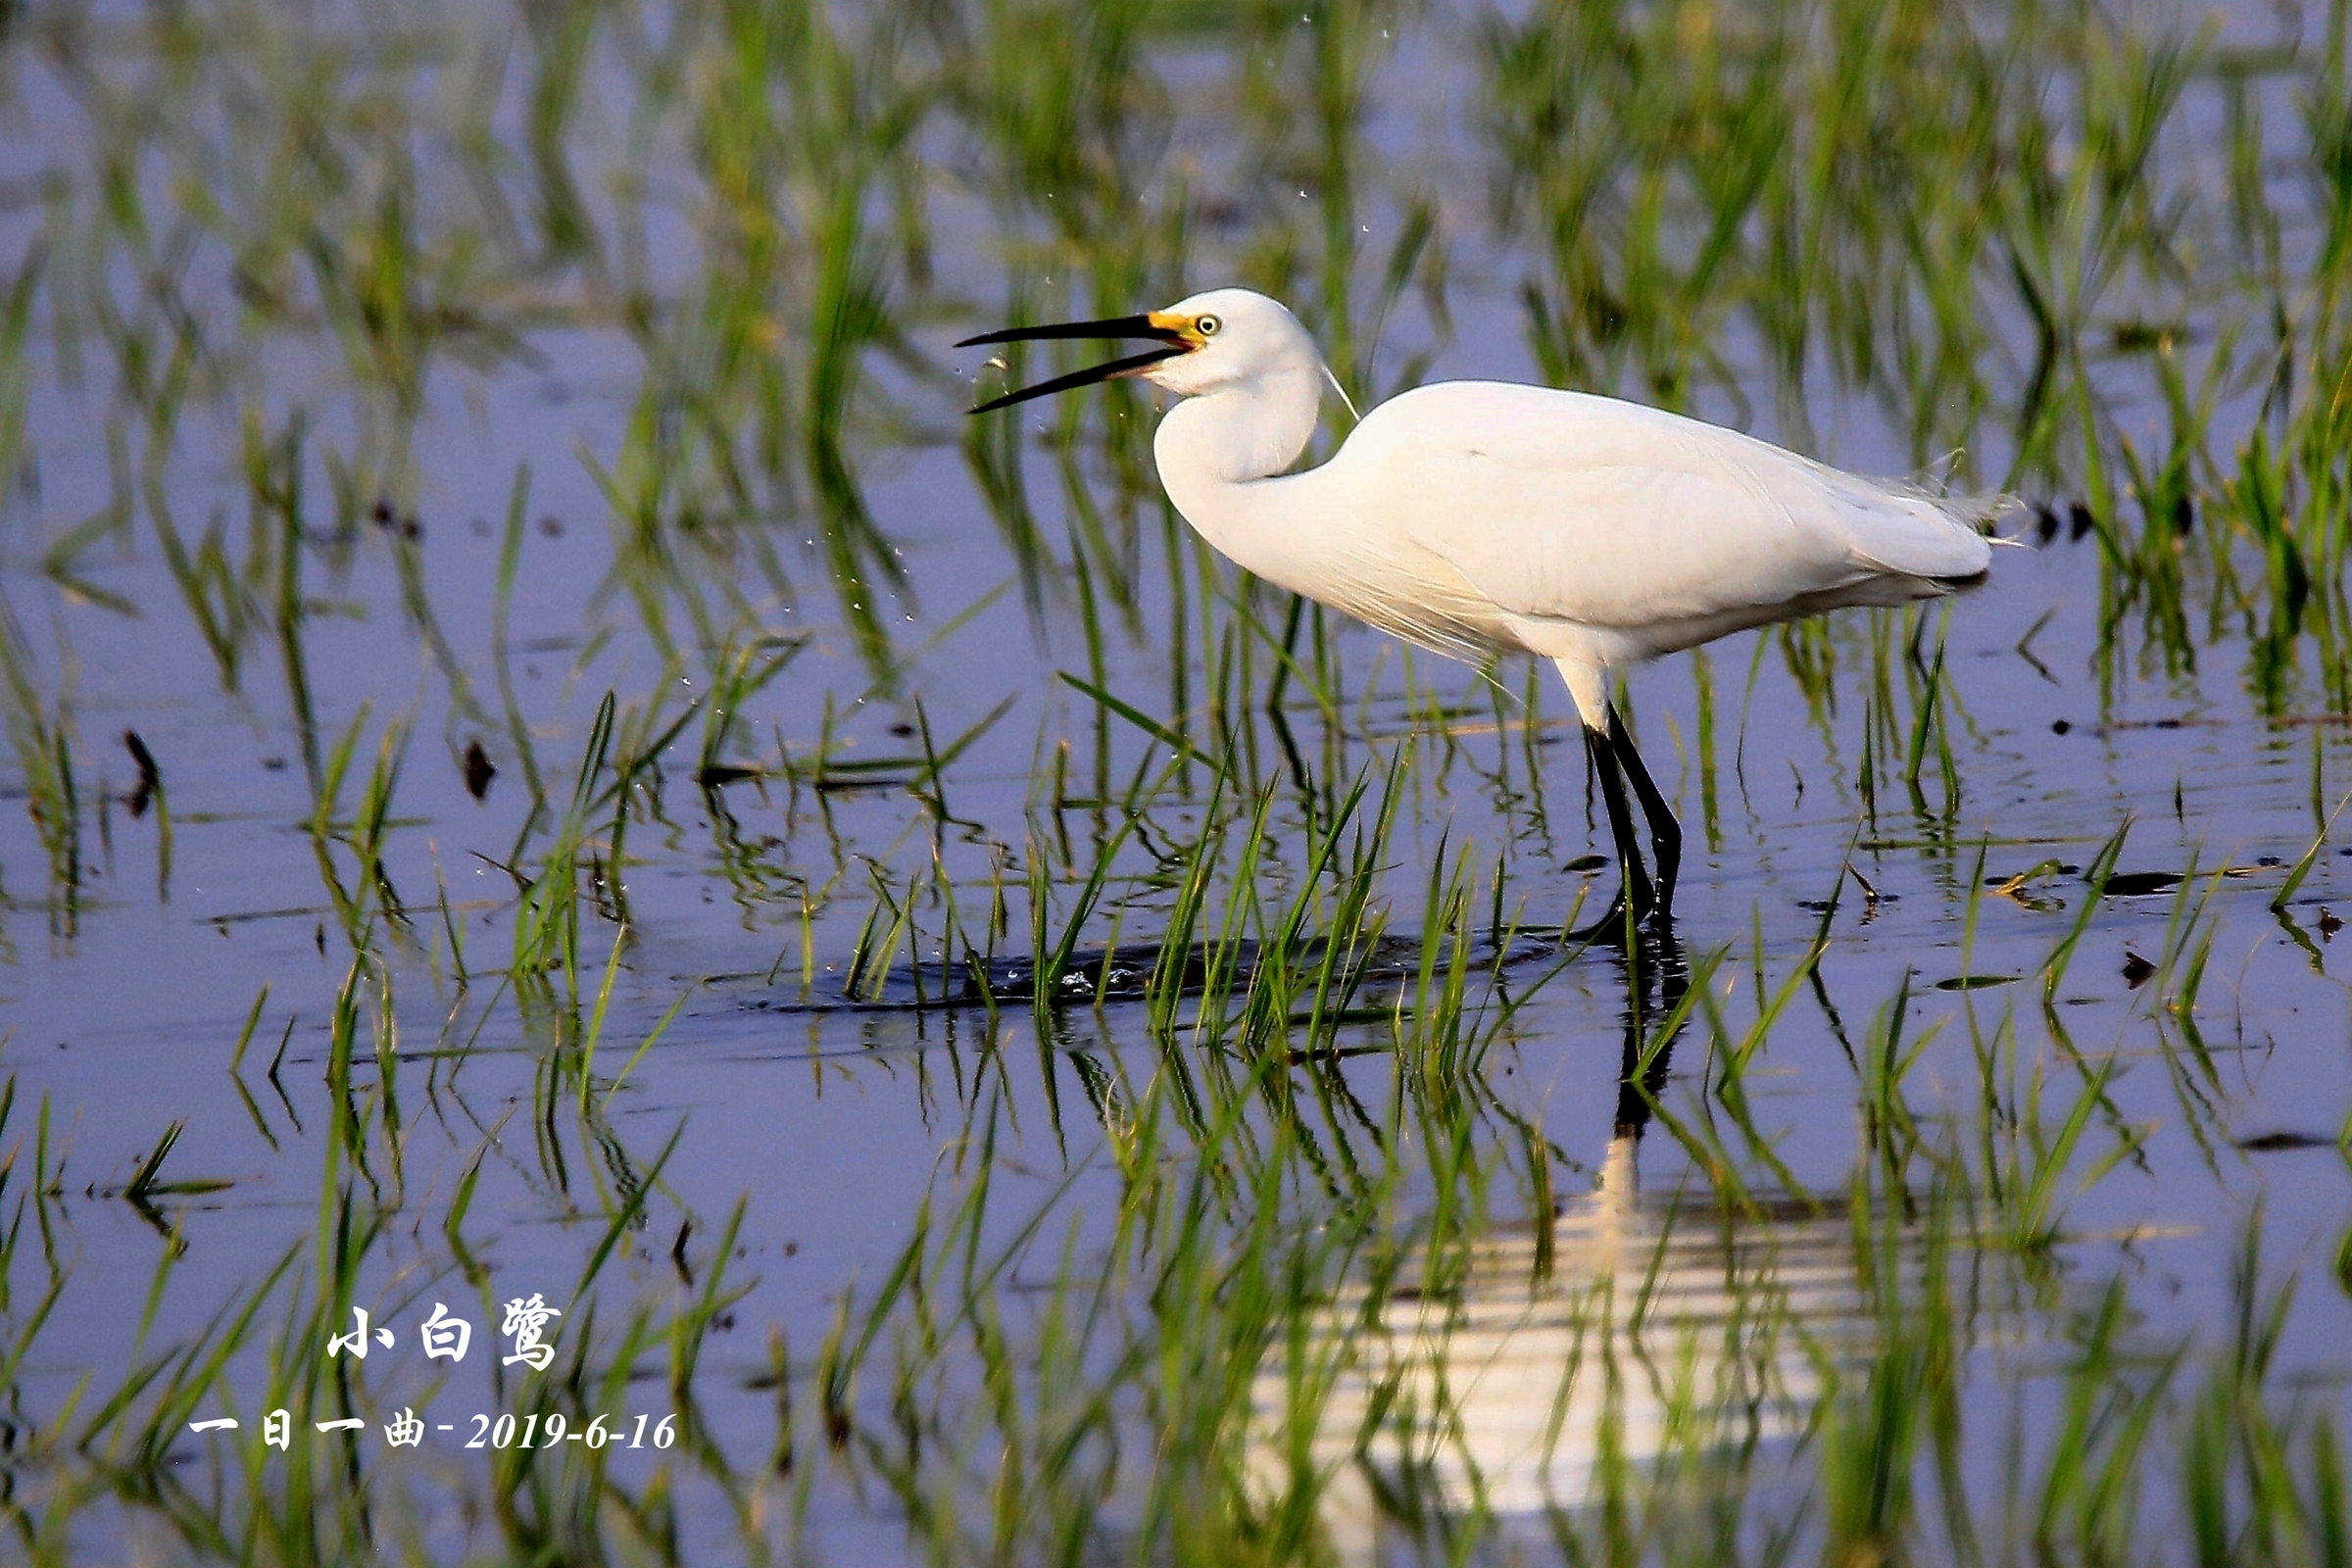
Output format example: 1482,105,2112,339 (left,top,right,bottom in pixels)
1251,923,1921,1555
